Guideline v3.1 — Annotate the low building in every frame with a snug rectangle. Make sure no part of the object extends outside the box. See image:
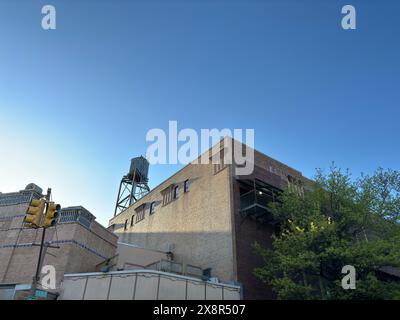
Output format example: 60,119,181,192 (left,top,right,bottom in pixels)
109,138,312,299
57,241,238,300
0,184,117,299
